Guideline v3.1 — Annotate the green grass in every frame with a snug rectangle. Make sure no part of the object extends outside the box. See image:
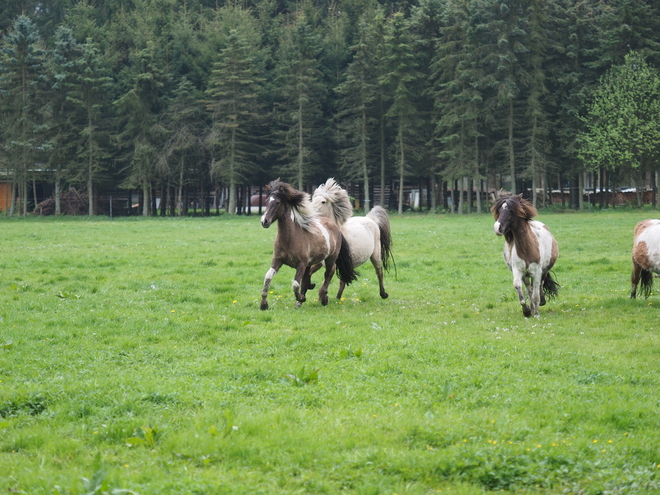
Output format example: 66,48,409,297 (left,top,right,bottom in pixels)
1,211,659,494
